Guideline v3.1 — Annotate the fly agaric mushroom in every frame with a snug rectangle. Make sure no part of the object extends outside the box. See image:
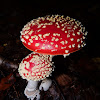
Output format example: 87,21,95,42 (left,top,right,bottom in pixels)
18,52,54,99
19,15,87,99
20,15,87,58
